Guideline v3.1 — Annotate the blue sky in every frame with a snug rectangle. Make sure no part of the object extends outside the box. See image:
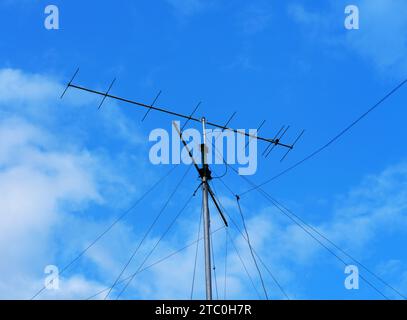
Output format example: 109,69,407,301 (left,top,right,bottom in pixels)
0,0,407,299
